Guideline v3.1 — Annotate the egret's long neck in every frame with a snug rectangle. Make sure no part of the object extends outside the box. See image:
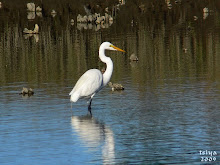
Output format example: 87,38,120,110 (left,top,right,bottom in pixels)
99,48,113,86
